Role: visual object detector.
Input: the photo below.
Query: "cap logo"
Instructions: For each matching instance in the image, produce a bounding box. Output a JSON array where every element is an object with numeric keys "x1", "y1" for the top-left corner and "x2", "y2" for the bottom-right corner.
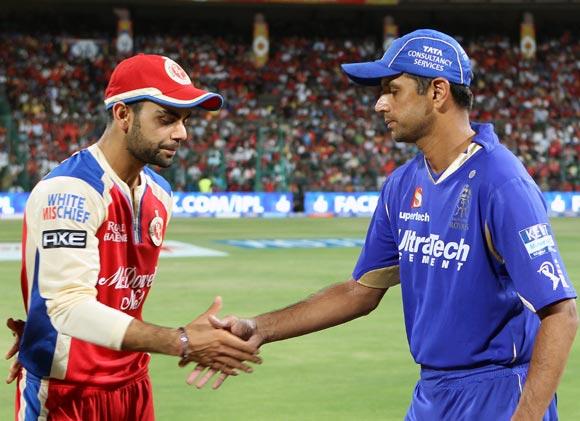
[
  {"x1": 389, "y1": 36, "x2": 465, "y2": 84},
  {"x1": 423, "y1": 46, "x2": 442, "y2": 56},
  {"x1": 164, "y1": 58, "x2": 192, "y2": 86}
]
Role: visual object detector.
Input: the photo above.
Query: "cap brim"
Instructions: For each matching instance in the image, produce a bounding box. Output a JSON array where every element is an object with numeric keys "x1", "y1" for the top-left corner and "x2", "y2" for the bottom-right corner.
[
  {"x1": 341, "y1": 61, "x2": 400, "y2": 86},
  {"x1": 105, "y1": 86, "x2": 224, "y2": 111},
  {"x1": 170, "y1": 86, "x2": 224, "y2": 111}
]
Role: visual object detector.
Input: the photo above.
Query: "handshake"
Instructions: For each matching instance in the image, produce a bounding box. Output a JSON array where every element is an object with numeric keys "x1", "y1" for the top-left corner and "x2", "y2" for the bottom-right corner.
[
  {"x1": 176, "y1": 296, "x2": 264, "y2": 390},
  {"x1": 5, "y1": 296, "x2": 264, "y2": 391}
]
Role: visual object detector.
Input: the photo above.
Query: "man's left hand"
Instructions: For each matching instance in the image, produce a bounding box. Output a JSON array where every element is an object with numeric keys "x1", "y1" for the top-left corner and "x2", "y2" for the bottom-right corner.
[{"x1": 5, "y1": 318, "x2": 25, "y2": 384}]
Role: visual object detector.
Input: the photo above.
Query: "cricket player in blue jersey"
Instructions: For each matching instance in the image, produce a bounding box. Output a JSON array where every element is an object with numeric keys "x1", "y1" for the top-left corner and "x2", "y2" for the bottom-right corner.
[{"x1": 189, "y1": 29, "x2": 578, "y2": 419}]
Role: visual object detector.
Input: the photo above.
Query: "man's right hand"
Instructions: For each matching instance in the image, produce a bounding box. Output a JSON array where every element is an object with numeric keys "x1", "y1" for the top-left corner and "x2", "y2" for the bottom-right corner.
[
  {"x1": 177, "y1": 298, "x2": 262, "y2": 377},
  {"x1": 185, "y1": 314, "x2": 264, "y2": 389},
  {"x1": 5, "y1": 318, "x2": 25, "y2": 384}
]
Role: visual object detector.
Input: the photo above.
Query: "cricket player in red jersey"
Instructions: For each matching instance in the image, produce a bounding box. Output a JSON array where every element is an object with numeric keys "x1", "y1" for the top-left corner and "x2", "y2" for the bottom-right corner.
[{"x1": 11, "y1": 54, "x2": 260, "y2": 420}]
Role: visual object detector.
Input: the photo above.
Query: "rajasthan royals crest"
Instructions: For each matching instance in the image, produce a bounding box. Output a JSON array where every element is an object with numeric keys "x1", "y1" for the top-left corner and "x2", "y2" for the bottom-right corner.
[{"x1": 450, "y1": 184, "x2": 471, "y2": 230}]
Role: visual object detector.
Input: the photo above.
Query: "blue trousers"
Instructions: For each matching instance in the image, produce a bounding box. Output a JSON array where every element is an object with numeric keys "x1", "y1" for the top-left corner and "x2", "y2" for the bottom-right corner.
[{"x1": 406, "y1": 363, "x2": 558, "y2": 421}]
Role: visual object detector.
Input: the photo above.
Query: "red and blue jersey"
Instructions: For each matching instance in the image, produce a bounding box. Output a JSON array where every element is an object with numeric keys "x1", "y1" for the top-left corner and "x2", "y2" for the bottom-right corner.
[
  {"x1": 18, "y1": 144, "x2": 172, "y2": 417},
  {"x1": 353, "y1": 123, "x2": 576, "y2": 369}
]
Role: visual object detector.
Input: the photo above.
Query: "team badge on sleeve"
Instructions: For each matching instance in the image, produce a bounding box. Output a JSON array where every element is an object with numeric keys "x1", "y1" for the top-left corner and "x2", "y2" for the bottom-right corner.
[
  {"x1": 537, "y1": 260, "x2": 570, "y2": 290},
  {"x1": 519, "y1": 223, "x2": 555, "y2": 259},
  {"x1": 148, "y1": 211, "x2": 164, "y2": 247}
]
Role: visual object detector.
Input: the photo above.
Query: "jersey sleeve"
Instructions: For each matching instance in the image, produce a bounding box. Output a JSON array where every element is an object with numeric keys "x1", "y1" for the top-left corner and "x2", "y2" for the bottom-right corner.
[
  {"x1": 25, "y1": 176, "x2": 134, "y2": 350},
  {"x1": 486, "y1": 177, "x2": 576, "y2": 312},
  {"x1": 352, "y1": 181, "x2": 400, "y2": 289}
]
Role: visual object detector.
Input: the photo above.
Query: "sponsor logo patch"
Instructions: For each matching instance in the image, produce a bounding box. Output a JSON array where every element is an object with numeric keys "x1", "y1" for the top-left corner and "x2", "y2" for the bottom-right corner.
[
  {"x1": 98, "y1": 266, "x2": 157, "y2": 289},
  {"x1": 103, "y1": 221, "x2": 128, "y2": 243},
  {"x1": 519, "y1": 223, "x2": 555, "y2": 259},
  {"x1": 42, "y1": 229, "x2": 87, "y2": 249},
  {"x1": 398, "y1": 229, "x2": 470, "y2": 271},
  {"x1": 399, "y1": 211, "x2": 430, "y2": 222},
  {"x1": 98, "y1": 266, "x2": 157, "y2": 311},
  {"x1": 411, "y1": 187, "x2": 423, "y2": 209},
  {"x1": 42, "y1": 193, "x2": 91, "y2": 223},
  {"x1": 407, "y1": 47, "x2": 453, "y2": 72}
]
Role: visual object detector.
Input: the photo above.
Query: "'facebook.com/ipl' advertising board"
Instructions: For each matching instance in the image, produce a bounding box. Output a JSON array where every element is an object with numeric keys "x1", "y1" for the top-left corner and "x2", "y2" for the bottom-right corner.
[
  {"x1": 0, "y1": 192, "x2": 579, "y2": 218},
  {"x1": 304, "y1": 192, "x2": 580, "y2": 217}
]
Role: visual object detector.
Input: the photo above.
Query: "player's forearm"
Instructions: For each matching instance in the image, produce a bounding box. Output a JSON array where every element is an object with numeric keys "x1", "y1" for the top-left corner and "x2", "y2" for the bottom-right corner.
[
  {"x1": 256, "y1": 279, "x2": 386, "y2": 343},
  {"x1": 47, "y1": 296, "x2": 135, "y2": 350},
  {"x1": 513, "y1": 299, "x2": 578, "y2": 420},
  {"x1": 121, "y1": 319, "x2": 181, "y2": 356},
  {"x1": 49, "y1": 296, "x2": 180, "y2": 355}
]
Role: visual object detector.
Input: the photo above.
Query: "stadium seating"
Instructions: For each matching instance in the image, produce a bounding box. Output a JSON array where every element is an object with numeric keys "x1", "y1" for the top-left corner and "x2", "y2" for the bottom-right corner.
[{"x1": 0, "y1": 32, "x2": 578, "y2": 195}]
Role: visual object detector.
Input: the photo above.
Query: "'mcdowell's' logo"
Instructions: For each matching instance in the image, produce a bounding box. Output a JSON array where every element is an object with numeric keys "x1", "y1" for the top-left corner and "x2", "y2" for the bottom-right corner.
[
  {"x1": 398, "y1": 229, "x2": 470, "y2": 271},
  {"x1": 98, "y1": 266, "x2": 157, "y2": 289},
  {"x1": 98, "y1": 266, "x2": 157, "y2": 311}
]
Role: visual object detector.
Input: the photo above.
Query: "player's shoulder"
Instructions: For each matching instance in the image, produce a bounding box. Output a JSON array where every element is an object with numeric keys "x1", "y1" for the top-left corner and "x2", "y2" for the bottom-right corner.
[
  {"x1": 41, "y1": 149, "x2": 106, "y2": 196},
  {"x1": 386, "y1": 155, "x2": 423, "y2": 186},
  {"x1": 472, "y1": 122, "x2": 535, "y2": 189},
  {"x1": 482, "y1": 142, "x2": 534, "y2": 190},
  {"x1": 143, "y1": 166, "x2": 172, "y2": 196}
]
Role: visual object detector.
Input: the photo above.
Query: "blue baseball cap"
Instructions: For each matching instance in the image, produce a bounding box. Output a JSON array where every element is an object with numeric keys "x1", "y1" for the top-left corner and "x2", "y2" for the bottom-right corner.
[{"x1": 341, "y1": 29, "x2": 472, "y2": 86}]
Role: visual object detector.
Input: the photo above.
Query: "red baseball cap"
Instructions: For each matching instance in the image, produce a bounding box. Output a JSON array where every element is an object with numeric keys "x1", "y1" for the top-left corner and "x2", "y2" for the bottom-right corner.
[{"x1": 104, "y1": 54, "x2": 223, "y2": 111}]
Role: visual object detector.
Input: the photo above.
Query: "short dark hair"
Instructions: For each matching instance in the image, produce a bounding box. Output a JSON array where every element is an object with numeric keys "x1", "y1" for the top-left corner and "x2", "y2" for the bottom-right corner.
[
  {"x1": 407, "y1": 74, "x2": 473, "y2": 111},
  {"x1": 106, "y1": 101, "x2": 144, "y2": 126}
]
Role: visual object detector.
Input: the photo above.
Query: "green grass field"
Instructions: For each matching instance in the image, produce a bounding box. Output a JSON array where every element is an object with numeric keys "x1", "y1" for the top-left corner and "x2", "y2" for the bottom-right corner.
[{"x1": 1, "y1": 217, "x2": 579, "y2": 420}]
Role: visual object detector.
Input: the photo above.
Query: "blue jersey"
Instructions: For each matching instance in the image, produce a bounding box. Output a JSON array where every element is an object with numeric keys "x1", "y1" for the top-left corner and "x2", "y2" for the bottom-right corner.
[{"x1": 353, "y1": 123, "x2": 576, "y2": 369}]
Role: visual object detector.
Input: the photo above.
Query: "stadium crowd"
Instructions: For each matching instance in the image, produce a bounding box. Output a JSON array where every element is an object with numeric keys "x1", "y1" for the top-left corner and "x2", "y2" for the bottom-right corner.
[{"x1": 0, "y1": 31, "x2": 578, "y2": 197}]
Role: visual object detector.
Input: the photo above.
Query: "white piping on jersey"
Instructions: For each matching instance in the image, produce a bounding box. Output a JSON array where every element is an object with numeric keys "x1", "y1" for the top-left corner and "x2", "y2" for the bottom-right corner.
[
  {"x1": 425, "y1": 142, "x2": 482, "y2": 185},
  {"x1": 18, "y1": 370, "x2": 50, "y2": 421},
  {"x1": 17, "y1": 372, "x2": 27, "y2": 421},
  {"x1": 484, "y1": 223, "x2": 505, "y2": 264},
  {"x1": 132, "y1": 182, "x2": 146, "y2": 243},
  {"x1": 38, "y1": 376, "x2": 50, "y2": 420},
  {"x1": 516, "y1": 372, "x2": 523, "y2": 394},
  {"x1": 517, "y1": 293, "x2": 537, "y2": 313},
  {"x1": 144, "y1": 172, "x2": 173, "y2": 223},
  {"x1": 511, "y1": 342, "x2": 517, "y2": 364}
]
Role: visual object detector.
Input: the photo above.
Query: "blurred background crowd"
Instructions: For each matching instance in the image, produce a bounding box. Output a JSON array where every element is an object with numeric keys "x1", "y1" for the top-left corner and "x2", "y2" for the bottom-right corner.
[{"x1": 1, "y1": 27, "x2": 578, "y2": 200}]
